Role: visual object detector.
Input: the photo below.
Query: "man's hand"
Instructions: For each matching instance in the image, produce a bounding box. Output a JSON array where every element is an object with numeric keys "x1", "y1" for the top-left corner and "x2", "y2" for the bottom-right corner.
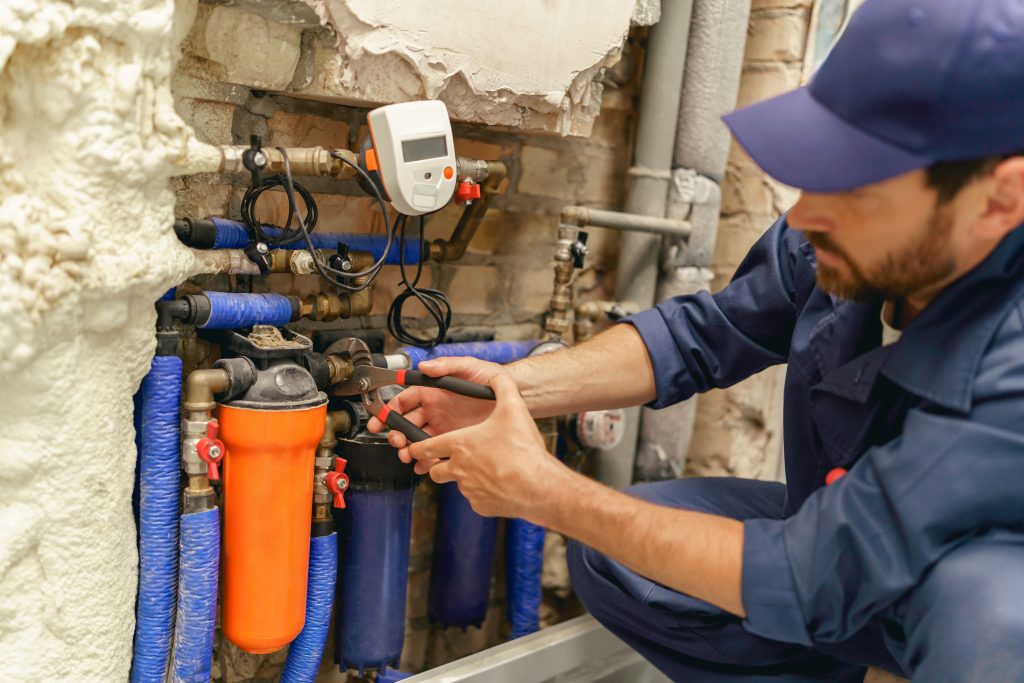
[
  {"x1": 367, "y1": 356, "x2": 506, "y2": 475},
  {"x1": 405, "y1": 374, "x2": 564, "y2": 518}
]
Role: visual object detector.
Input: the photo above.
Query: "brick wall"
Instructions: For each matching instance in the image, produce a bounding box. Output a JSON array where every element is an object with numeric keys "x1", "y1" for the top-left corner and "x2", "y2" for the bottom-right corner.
[
  {"x1": 173, "y1": 17, "x2": 643, "y2": 681},
  {"x1": 685, "y1": 0, "x2": 811, "y2": 481}
]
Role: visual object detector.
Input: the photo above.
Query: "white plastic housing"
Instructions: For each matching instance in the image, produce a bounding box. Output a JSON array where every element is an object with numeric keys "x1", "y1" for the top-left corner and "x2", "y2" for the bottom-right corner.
[{"x1": 367, "y1": 100, "x2": 457, "y2": 216}]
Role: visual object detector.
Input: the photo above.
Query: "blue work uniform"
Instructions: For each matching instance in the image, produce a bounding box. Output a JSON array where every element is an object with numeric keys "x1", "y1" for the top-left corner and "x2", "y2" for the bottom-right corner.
[{"x1": 568, "y1": 216, "x2": 1024, "y2": 682}]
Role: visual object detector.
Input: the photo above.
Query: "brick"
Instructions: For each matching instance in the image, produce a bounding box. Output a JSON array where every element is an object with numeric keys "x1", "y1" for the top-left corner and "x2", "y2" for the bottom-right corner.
[
  {"x1": 745, "y1": 9, "x2": 811, "y2": 63},
  {"x1": 517, "y1": 144, "x2": 626, "y2": 205},
  {"x1": 444, "y1": 265, "x2": 502, "y2": 315},
  {"x1": 452, "y1": 137, "x2": 514, "y2": 162},
  {"x1": 735, "y1": 63, "x2": 804, "y2": 108},
  {"x1": 752, "y1": 0, "x2": 812, "y2": 9},
  {"x1": 267, "y1": 110, "x2": 351, "y2": 149},
  {"x1": 587, "y1": 107, "x2": 634, "y2": 149},
  {"x1": 371, "y1": 266, "x2": 435, "y2": 319},
  {"x1": 178, "y1": 98, "x2": 236, "y2": 145},
  {"x1": 507, "y1": 265, "x2": 554, "y2": 315}
]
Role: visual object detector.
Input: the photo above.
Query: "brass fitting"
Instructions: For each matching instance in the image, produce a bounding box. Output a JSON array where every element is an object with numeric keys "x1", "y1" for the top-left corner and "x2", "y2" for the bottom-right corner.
[
  {"x1": 313, "y1": 411, "x2": 354, "y2": 522},
  {"x1": 300, "y1": 280, "x2": 373, "y2": 322},
  {"x1": 219, "y1": 145, "x2": 359, "y2": 179},
  {"x1": 429, "y1": 160, "x2": 508, "y2": 262},
  {"x1": 573, "y1": 300, "x2": 639, "y2": 342},
  {"x1": 183, "y1": 368, "x2": 230, "y2": 417}
]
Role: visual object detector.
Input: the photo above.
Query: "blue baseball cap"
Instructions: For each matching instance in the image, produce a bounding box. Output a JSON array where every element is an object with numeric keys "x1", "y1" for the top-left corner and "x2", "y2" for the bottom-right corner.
[{"x1": 723, "y1": 0, "x2": 1024, "y2": 192}]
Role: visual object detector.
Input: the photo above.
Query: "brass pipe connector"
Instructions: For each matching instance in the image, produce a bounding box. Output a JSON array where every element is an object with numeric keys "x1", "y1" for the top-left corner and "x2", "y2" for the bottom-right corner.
[
  {"x1": 218, "y1": 146, "x2": 359, "y2": 179},
  {"x1": 300, "y1": 280, "x2": 373, "y2": 323},
  {"x1": 430, "y1": 160, "x2": 508, "y2": 262},
  {"x1": 313, "y1": 411, "x2": 354, "y2": 522},
  {"x1": 184, "y1": 368, "x2": 230, "y2": 416}
]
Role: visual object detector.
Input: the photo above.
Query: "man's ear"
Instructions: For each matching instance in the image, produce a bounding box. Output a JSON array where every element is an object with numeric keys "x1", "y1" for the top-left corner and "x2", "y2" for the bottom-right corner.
[{"x1": 977, "y1": 157, "x2": 1024, "y2": 240}]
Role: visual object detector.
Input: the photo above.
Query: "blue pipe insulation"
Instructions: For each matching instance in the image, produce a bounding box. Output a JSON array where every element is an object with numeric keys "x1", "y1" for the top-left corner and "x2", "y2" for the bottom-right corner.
[
  {"x1": 399, "y1": 340, "x2": 539, "y2": 369},
  {"x1": 415, "y1": 340, "x2": 536, "y2": 630},
  {"x1": 334, "y1": 487, "x2": 415, "y2": 675},
  {"x1": 202, "y1": 292, "x2": 293, "y2": 329},
  {"x1": 171, "y1": 508, "x2": 220, "y2": 683},
  {"x1": 208, "y1": 217, "x2": 421, "y2": 264},
  {"x1": 429, "y1": 482, "x2": 500, "y2": 628},
  {"x1": 281, "y1": 533, "x2": 338, "y2": 683},
  {"x1": 506, "y1": 519, "x2": 545, "y2": 638},
  {"x1": 130, "y1": 355, "x2": 182, "y2": 683}
]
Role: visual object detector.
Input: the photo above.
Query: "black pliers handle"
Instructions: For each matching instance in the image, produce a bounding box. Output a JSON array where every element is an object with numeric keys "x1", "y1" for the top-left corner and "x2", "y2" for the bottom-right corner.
[{"x1": 334, "y1": 365, "x2": 496, "y2": 444}]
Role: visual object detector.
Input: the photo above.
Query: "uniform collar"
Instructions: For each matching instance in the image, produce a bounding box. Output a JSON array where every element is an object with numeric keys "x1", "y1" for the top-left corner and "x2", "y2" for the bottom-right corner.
[{"x1": 879, "y1": 225, "x2": 1024, "y2": 413}]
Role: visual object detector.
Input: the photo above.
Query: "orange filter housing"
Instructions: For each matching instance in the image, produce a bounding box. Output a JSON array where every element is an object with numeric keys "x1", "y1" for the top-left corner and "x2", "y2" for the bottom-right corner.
[{"x1": 218, "y1": 402, "x2": 327, "y2": 653}]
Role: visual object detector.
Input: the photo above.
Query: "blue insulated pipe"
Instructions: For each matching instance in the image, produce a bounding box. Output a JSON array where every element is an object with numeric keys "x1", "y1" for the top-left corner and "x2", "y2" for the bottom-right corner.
[
  {"x1": 398, "y1": 340, "x2": 539, "y2": 369},
  {"x1": 171, "y1": 508, "x2": 220, "y2": 683},
  {"x1": 506, "y1": 519, "x2": 545, "y2": 638},
  {"x1": 417, "y1": 340, "x2": 536, "y2": 629},
  {"x1": 208, "y1": 217, "x2": 421, "y2": 264},
  {"x1": 429, "y1": 482, "x2": 500, "y2": 628},
  {"x1": 335, "y1": 487, "x2": 416, "y2": 674},
  {"x1": 202, "y1": 292, "x2": 293, "y2": 329},
  {"x1": 281, "y1": 532, "x2": 337, "y2": 683},
  {"x1": 131, "y1": 354, "x2": 182, "y2": 683}
]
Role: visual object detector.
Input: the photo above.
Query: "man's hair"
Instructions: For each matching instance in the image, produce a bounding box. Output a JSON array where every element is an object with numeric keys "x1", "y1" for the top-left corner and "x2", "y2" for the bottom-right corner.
[{"x1": 926, "y1": 152, "x2": 1024, "y2": 203}]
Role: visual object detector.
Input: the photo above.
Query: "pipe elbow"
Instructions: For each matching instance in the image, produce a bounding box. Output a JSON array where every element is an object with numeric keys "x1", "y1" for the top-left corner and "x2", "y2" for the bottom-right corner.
[{"x1": 184, "y1": 369, "x2": 230, "y2": 413}]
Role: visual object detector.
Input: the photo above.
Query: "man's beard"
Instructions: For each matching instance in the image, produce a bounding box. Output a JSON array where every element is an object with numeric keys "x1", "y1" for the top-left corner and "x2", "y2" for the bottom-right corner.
[{"x1": 806, "y1": 205, "x2": 957, "y2": 303}]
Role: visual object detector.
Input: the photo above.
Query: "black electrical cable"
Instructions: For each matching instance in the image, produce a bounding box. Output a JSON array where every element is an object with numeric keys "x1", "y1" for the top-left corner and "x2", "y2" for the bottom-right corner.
[
  {"x1": 239, "y1": 148, "x2": 399, "y2": 292},
  {"x1": 240, "y1": 171, "x2": 317, "y2": 247},
  {"x1": 386, "y1": 214, "x2": 452, "y2": 348}
]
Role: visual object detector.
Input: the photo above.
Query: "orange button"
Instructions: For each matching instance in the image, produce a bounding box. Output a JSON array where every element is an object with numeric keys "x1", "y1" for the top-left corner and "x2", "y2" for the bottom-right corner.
[
  {"x1": 443, "y1": 166, "x2": 454, "y2": 180},
  {"x1": 365, "y1": 148, "x2": 378, "y2": 172}
]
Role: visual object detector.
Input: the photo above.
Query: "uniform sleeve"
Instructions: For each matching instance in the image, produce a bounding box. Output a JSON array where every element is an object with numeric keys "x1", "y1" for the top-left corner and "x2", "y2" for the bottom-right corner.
[
  {"x1": 741, "y1": 305, "x2": 1024, "y2": 645},
  {"x1": 624, "y1": 215, "x2": 814, "y2": 408}
]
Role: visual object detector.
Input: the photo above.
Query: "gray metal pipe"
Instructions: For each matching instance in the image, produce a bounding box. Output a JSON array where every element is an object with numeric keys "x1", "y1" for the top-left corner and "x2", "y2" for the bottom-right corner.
[
  {"x1": 634, "y1": 0, "x2": 752, "y2": 483},
  {"x1": 599, "y1": 0, "x2": 695, "y2": 489},
  {"x1": 563, "y1": 207, "x2": 691, "y2": 239}
]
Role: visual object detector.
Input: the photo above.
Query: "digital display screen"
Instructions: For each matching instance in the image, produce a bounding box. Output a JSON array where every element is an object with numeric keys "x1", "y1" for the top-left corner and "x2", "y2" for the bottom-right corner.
[{"x1": 402, "y1": 136, "x2": 448, "y2": 162}]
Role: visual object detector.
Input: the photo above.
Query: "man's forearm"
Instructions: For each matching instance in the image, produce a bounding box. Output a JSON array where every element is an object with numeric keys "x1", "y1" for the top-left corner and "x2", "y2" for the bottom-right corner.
[
  {"x1": 509, "y1": 324, "x2": 657, "y2": 418},
  {"x1": 528, "y1": 466, "x2": 746, "y2": 617}
]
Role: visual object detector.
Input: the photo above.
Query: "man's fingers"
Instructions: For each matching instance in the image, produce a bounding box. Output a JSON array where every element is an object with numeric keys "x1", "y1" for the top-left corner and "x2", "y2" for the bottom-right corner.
[
  {"x1": 367, "y1": 416, "x2": 384, "y2": 433},
  {"x1": 413, "y1": 458, "x2": 441, "y2": 475},
  {"x1": 429, "y1": 461, "x2": 454, "y2": 484},
  {"x1": 407, "y1": 431, "x2": 454, "y2": 461},
  {"x1": 386, "y1": 386, "x2": 424, "y2": 415},
  {"x1": 489, "y1": 373, "x2": 526, "y2": 408},
  {"x1": 419, "y1": 356, "x2": 489, "y2": 378},
  {"x1": 390, "y1": 430, "x2": 410, "y2": 451}
]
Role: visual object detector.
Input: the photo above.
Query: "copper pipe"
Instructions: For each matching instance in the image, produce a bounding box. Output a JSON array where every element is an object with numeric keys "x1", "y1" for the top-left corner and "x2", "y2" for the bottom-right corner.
[{"x1": 430, "y1": 160, "x2": 507, "y2": 262}]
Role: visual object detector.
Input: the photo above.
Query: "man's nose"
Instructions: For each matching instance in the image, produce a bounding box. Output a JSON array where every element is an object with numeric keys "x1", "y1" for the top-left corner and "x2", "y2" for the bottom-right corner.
[{"x1": 787, "y1": 193, "x2": 832, "y2": 235}]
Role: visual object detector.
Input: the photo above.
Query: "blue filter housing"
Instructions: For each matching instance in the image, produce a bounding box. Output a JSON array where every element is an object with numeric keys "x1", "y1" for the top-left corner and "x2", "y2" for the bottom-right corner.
[
  {"x1": 333, "y1": 433, "x2": 417, "y2": 675},
  {"x1": 429, "y1": 482, "x2": 499, "y2": 628}
]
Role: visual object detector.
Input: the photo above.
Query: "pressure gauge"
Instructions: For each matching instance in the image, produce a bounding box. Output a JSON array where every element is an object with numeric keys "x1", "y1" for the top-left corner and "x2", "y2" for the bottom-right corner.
[{"x1": 365, "y1": 100, "x2": 457, "y2": 216}]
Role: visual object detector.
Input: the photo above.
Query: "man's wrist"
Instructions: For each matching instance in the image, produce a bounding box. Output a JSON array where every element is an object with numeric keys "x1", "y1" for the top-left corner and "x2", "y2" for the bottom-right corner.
[{"x1": 520, "y1": 457, "x2": 586, "y2": 529}]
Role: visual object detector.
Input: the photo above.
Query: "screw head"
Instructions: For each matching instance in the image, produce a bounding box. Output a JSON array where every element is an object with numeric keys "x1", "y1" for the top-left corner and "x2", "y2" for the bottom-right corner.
[
  {"x1": 357, "y1": 377, "x2": 370, "y2": 391},
  {"x1": 208, "y1": 445, "x2": 222, "y2": 458},
  {"x1": 253, "y1": 151, "x2": 267, "y2": 168},
  {"x1": 256, "y1": 242, "x2": 269, "y2": 254}
]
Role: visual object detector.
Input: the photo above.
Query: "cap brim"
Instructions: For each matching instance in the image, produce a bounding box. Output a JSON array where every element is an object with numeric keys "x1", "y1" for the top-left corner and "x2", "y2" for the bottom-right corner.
[{"x1": 722, "y1": 86, "x2": 933, "y2": 192}]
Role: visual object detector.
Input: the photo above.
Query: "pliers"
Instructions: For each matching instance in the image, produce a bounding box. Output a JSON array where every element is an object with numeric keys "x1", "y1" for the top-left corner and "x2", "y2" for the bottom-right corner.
[{"x1": 330, "y1": 338, "x2": 496, "y2": 443}]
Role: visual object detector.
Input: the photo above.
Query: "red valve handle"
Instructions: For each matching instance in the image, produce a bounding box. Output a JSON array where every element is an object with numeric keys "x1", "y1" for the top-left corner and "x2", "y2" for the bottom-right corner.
[
  {"x1": 455, "y1": 180, "x2": 481, "y2": 204},
  {"x1": 196, "y1": 419, "x2": 226, "y2": 482},
  {"x1": 825, "y1": 467, "x2": 848, "y2": 486},
  {"x1": 325, "y1": 457, "x2": 350, "y2": 509}
]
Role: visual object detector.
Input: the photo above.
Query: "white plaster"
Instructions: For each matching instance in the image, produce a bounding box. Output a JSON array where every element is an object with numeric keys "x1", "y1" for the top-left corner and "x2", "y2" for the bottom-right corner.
[
  {"x1": 299, "y1": 0, "x2": 647, "y2": 134},
  {"x1": 0, "y1": 0, "x2": 202, "y2": 679}
]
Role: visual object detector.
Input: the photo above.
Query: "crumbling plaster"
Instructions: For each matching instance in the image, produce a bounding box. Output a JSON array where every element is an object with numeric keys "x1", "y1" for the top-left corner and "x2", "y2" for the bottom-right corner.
[{"x1": 184, "y1": 0, "x2": 659, "y2": 136}]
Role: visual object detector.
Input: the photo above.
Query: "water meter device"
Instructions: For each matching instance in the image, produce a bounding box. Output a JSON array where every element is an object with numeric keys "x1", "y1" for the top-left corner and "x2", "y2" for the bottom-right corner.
[{"x1": 363, "y1": 100, "x2": 457, "y2": 216}]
